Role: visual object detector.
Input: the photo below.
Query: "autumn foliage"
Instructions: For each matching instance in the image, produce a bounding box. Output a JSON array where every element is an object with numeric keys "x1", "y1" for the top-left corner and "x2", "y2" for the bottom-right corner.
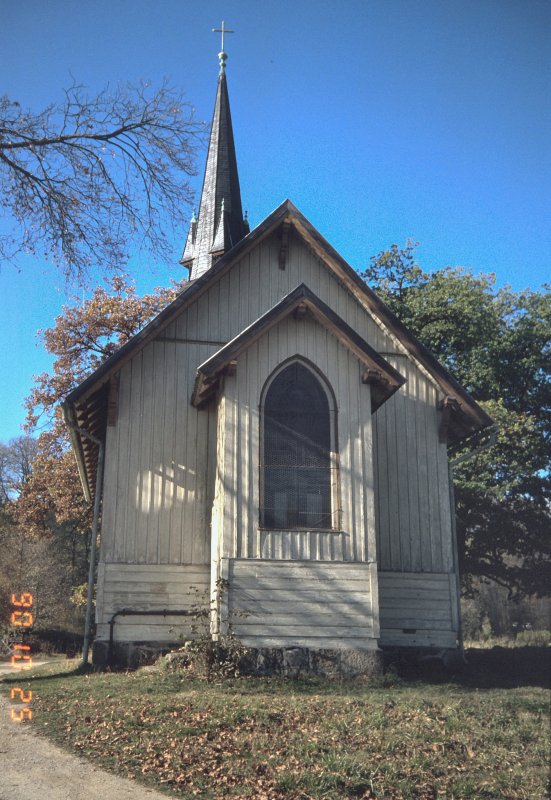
[{"x1": 15, "y1": 275, "x2": 180, "y2": 537}]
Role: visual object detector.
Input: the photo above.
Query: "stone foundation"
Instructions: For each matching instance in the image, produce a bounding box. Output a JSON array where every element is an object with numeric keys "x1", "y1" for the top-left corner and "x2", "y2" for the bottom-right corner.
[
  {"x1": 239, "y1": 646, "x2": 383, "y2": 678},
  {"x1": 93, "y1": 638, "x2": 383, "y2": 677},
  {"x1": 92, "y1": 639, "x2": 178, "y2": 669}
]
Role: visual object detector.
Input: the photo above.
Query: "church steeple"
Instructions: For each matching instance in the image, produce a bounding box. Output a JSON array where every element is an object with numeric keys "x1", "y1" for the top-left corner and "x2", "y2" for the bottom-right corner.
[{"x1": 181, "y1": 30, "x2": 247, "y2": 279}]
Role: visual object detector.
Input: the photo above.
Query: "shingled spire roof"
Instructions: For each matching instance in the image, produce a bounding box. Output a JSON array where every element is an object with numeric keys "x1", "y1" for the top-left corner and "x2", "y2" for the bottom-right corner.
[{"x1": 180, "y1": 49, "x2": 247, "y2": 279}]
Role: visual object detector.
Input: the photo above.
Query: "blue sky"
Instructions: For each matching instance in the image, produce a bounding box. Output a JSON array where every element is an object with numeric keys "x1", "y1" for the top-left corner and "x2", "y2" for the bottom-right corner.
[{"x1": 1, "y1": 0, "x2": 550, "y2": 442}]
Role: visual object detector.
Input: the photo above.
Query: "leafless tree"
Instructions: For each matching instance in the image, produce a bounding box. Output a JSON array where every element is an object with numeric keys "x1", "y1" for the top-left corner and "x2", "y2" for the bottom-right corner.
[
  {"x1": 0, "y1": 436, "x2": 38, "y2": 502},
  {"x1": 0, "y1": 81, "x2": 204, "y2": 283}
]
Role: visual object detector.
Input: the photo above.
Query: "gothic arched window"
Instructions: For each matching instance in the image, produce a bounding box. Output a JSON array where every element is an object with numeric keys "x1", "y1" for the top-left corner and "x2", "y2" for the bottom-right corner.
[{"x1": 261, "y1": 361, "x2": 335, "y2": 529}]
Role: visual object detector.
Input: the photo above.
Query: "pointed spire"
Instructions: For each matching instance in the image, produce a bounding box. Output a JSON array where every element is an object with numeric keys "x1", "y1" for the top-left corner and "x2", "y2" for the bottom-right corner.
[{"x1": 181, "y1": 28, "x2": 247, "y2": 279}]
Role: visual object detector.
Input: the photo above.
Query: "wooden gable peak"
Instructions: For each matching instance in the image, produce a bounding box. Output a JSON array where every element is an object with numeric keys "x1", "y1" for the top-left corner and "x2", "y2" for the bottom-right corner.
[{"x1": 190, "y1": 283, "x2": 406, "y2": 410}]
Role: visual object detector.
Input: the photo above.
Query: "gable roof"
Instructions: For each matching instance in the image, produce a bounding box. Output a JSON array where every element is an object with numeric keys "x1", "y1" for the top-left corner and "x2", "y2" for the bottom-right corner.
[
  {"x1": 190, "y1": 283, "x2": 406, "y2": 410},
  {"x1": 64, "y1": 199, "x2": 493, "y2": 499}
]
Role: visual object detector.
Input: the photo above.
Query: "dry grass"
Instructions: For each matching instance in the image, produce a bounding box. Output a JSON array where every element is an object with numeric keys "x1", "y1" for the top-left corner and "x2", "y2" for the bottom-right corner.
[{"x1": 1, "y1": 648, "x2": 549, "y2": 799}]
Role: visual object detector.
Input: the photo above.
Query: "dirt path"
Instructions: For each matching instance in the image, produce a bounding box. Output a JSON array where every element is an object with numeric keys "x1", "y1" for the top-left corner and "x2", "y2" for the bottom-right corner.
[{"x1": 0, "y1": 693, "x2": 170, "y2": 800}]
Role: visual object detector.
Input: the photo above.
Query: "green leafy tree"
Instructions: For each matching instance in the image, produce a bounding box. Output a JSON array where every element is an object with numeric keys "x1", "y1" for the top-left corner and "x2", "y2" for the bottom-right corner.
[{"x1": 363, "y1": 243, "x2": 550, "y2": 597}]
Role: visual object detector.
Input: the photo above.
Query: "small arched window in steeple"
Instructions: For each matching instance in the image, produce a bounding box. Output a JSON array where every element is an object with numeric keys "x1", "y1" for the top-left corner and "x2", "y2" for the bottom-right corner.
[{"x1": 261, "y1": 361, "x2": 336, "y2": 530}]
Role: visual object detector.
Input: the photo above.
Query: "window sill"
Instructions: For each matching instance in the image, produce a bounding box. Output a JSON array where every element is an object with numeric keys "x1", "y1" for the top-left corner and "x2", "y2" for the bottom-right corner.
[{"x1": 258, "y1": 527, "x2": 344, "y2": 534}]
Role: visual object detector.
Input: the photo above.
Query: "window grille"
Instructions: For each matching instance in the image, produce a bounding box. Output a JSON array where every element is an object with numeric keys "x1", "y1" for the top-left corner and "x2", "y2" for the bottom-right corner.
[{"x1": 261, "y1": 362, "x2": 335, "y2": 529}]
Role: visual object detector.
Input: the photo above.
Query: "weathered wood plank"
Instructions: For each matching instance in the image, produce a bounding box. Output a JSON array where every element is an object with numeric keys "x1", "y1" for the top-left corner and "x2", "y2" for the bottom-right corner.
[
  {"x1": 426, "y1": 382, "x2": 442, "y2": 571},
  {"x1": 136, "y1": 343, "x2": 154, "y2": 564},
  {"x1": 193, "y1": 346, "x2": 213, "y2": 564},
  {"x1": 379, "y1": 570, "x2": 450, "y2": 584},
  {"x1": 179, "y1": 344, "x2": 194, "y2": 564},
  {"x1": 233, "y1": 623, "x2": 374, "y2": 637},
  {"x1": 148, "y1": 342, "x2": 165, "y2": 563},
  {"x1": 380, "y1": 608, "x2": 451, "y2": 623},
  {"x1": 113, "y1": 360, "x2": 131, "y2": 562},
  {"x1": 99, "y1": 564, "x2": 210, "y2": 629},
  {"x1": 125, "y1": 356, "x2": 143, "y2": 563},
  {"x1": 231, "y1": 595, "x2": 373, "y2": 615},
  {"x1": 232, "y1": 589, "x2": 375, "y2": 609},
  {"x1": 379, "y1": 629, "x2": 457, "y2": 648},
  {"x1": 360, "y1": 377, "x2": 374, "y2": 563},
  {"x1": 100, "y1": 621, "x2": 208, "y2": 643},
  {"x1": 228, "y1": 558, "x2": 376, "y2": 646},
  {"x1": 232, "y1": 610, "x2": 374, "y2": 628},
  {"x1": 406, "y1": 363, "x2": 422, "y2": 571},
  {"x1": 100, "y1": 409, "x2": 119, "y2": 564},
  {"x1": 104, "y1": 563, "x2": 209, "y2": 576},
  {"x1": 393, "y1": 373, "x2": 411, "y2": 571},
  {"x1": 379, "y1": 597, "x2": 450, "y2": 610},
  {"x1": 159, "y1": 340, "x2": 176, "y2": 563},
  {"x1": 235, "y1": 635, "x2": 379, "y2": 650},
  {"x1": 436, "y1": 438, "x2": 454, "y2": 572},
  {"x1": 387, "y1": 394, "x2": 402, "y2": 570},
  {"x1": 378, "y1": 571, "x2": 456, "y2": 639},
  {"x1": 231, "y1": 560, "x2": 375, "y2": 580}
]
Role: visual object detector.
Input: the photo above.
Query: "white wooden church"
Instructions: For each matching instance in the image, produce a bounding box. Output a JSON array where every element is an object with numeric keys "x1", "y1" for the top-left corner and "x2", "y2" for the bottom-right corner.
[{"x1": 64, "y1": 48, "x2": 492, "y2": 668}]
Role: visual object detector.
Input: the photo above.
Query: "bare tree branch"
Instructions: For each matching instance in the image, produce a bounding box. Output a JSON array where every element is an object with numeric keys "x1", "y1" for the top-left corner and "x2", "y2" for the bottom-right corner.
[{"x1": 0, "y1": 81, "x2": 205, "y2": 283}]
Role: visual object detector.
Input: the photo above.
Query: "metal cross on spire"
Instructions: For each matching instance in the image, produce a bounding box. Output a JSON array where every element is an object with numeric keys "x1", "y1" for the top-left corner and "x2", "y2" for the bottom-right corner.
[{"x1": 212, "y1": 20, "x2": 234, "y2": 72}]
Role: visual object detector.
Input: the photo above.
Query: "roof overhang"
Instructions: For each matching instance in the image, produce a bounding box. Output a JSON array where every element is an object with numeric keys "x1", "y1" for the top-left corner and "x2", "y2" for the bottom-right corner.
[
  {"x1": 62, "y1": 383, "x2": 109, "y2": 502},
  {"x1": 191, "y1": 283, "x2": 406, "y2": 410}
]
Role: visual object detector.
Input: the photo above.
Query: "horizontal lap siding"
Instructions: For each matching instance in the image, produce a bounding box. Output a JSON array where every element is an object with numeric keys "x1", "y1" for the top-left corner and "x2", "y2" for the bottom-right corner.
[
  {"x1": 378, "y1": 572, "x2": 457, "y2": 648},
  {"x1": 228, "y1": 559, "x2": 378, "y2": 648},
  {"x1": 95, "y1": 563, "x2": 209, "y2": 643}
]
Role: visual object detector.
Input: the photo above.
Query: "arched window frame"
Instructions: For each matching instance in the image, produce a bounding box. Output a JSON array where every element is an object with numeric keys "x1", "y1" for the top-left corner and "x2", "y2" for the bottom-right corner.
[{"x1": 259, "y1": 357, "x2": 340, "y2": 531}]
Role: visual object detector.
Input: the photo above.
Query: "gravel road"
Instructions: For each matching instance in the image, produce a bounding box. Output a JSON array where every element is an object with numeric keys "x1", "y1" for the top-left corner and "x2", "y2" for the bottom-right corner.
[{"x1": 0, "y1": 694, "x2": 170, "y2": 800}]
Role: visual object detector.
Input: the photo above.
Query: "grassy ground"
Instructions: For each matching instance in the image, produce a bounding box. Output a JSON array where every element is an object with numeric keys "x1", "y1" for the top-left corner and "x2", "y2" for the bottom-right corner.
[{"x1": 1, "y1": 648, "x2": 549, "y2": 800}]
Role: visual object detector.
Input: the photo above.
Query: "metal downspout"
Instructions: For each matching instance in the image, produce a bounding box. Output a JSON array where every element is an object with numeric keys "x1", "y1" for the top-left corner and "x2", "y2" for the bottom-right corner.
[{"x1": 62, "y1": 405, "x2": 105, "y2": 668}]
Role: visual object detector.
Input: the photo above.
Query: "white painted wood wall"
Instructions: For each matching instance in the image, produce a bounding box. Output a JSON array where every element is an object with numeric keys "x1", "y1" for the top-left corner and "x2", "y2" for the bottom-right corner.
[
  {"x1": 95, "y1": 563, "x2": 209, "y2": 643},
  {"x1": 227, "y1": 560, "x2": 379, "y2": 650},
  {"x1": 96, "y1": 229, "x2": 459, "y2": 650},
  {"x1": 211, "y1": 314, "x2": 376, "y2": 563},
  {"x1": 378, "y1": 572, "x2": 459, "y2": 649}
]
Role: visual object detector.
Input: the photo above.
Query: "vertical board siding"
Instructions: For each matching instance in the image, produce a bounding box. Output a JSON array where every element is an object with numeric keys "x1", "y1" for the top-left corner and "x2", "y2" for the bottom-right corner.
[
  {"x1": 372, "y1": 358, "x2": 453, "y2": 574},
  {"x1": 102, "y1": 338, "x2": 219, "y2": 569},
  {"x1": 228, "y1": 559, "x2": 378, "y2": 649},
  {"x1": 219, "y1": 314, "x2": 376, "y2": 564},
  {"x1": 113, "y1": 359, "x2": 131, "y2": 563},
  {"x1": 100, "y1": 419, "x2": 118, "y2": 563}
]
